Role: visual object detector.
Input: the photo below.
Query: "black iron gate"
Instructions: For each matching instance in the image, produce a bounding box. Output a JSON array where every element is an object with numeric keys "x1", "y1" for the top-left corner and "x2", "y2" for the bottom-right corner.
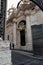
[{"x1": 31, "y1": 24, "x2": 43, "y2": 55}]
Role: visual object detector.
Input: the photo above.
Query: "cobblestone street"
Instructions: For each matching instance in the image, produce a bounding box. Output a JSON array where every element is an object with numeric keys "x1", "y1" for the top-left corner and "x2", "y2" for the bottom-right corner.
[{"x1": 11, "y1": 50, "x2": 43, "y2": 65}]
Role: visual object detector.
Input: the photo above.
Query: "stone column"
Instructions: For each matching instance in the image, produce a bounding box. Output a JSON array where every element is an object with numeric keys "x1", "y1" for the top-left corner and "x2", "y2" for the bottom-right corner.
[
  {"x1": 13, "y1": 19, "x2": 17, "y2": 46},
  {"x1": 25, "y1": 10, "x2": 33, "y2": 51}
]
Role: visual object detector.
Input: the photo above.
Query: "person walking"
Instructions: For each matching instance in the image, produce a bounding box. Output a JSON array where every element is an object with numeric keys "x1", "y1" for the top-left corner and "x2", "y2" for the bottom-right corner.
[
  {"x1": 12, "y1": 43, "x2": 14, "y2": 50},
  {"x1": 10, "y1": 42, "x2": 11, "y2": 50}
]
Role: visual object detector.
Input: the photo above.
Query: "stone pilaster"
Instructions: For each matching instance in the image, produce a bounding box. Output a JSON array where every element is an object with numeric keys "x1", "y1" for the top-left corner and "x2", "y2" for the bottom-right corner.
[
  {"x1": 25, "y1": 10, "x2": 33, "y2": 51},
  {"x1": 13, "y1": 19, "x2": 17, "y2": 46}
]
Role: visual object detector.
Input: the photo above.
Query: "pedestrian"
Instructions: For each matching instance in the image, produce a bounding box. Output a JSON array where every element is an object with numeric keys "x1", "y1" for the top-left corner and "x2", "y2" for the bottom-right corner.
[
  {"x1": 10, "y1": 42, "x2": 11, "y2": 50},
  {"x1": 12, "y1": 43, "x2": 14, "y2": 50}
]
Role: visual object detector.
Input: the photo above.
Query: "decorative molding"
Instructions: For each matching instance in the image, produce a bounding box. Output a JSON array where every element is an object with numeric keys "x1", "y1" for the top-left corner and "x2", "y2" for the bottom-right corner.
[
  {"x1": 17, "y1": 11, "x2": 24, "y2": 17},
  {"x1": 13, "y1": 18, "x2": 17, "y2": 23},
  {"x1": 23, "y1": 0, "x2": 30, "y2": 4},
  {"x1": 25, "y1": 10, "x2": 31, "y2": 16},
  {"x1": 25, "y1": 7, "x2": 40, "y2": 16}
]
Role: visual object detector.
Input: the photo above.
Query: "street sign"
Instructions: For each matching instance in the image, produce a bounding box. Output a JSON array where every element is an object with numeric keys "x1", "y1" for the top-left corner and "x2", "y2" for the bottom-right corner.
[{"x1": 30, "y1": 0, "x2": 43, "y2": 11}]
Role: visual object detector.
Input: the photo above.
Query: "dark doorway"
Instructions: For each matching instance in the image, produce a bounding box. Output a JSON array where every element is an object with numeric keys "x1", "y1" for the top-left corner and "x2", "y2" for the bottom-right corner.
[{"x1": 20, "y1": 30, "x2": 25, "y2": 46}]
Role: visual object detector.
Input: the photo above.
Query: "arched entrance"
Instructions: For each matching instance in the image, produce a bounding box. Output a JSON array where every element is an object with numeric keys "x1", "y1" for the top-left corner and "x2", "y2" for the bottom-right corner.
[{"x1": 18, "y1": 20, "x2": 26, "y2": 46}]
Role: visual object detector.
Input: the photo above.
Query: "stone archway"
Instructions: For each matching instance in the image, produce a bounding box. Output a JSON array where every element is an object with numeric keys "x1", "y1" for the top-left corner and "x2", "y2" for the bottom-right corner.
[{"x1": 18, "y1": 20, "x2": 26, "y2": 46}]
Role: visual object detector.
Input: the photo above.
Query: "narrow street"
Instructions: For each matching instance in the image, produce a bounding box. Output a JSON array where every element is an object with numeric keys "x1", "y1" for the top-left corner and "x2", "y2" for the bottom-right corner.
[{"x1": 11, "y1": 50, "x2": 43, "y2": 65}]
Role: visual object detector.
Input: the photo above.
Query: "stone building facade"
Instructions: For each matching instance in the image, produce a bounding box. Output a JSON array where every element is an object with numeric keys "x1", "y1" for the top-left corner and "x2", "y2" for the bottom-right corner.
[{"x1": 5, "y1": 0, "x2": 43, "y2": 51}]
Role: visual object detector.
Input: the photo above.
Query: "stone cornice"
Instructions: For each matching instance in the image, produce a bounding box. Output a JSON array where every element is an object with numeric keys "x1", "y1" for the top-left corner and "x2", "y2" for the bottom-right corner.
[
  {"x1": 24, "y1": 6, "x2": 40, "y2": 16},
  {"x1": 18, "y1": 3, "x2": 36, "y2": 11}
]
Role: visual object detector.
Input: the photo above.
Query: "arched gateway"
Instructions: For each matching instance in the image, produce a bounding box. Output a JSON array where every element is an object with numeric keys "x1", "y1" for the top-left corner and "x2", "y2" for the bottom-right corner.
[{"x1": 18, "y1": 20, "x2": 26, "y2": 46}]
